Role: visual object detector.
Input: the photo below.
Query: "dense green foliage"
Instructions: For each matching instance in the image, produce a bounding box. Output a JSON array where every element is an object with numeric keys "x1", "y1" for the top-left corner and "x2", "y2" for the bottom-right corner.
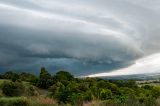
[
  {"x1": 38, "y1": 67, "x2": 53, "y2": 89},
  {"x1": 1, "y1": 81, "x2": 25, "y2": 97},
  {"x1": 0, "y1": 68, "x2": 160, "y2": 106}
]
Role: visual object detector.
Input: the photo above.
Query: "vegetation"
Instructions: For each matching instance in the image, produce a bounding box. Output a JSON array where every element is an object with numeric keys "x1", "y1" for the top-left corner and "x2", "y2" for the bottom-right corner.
[
  {"x1": 0, "y1": 68, "x2": 160, "y2": 106},
  {"x1": 0, "y1": 97, "x2": 29, "y2": 106},
  {"x1": 1, "y1": 81, "x2": 24, "y2": 97}
]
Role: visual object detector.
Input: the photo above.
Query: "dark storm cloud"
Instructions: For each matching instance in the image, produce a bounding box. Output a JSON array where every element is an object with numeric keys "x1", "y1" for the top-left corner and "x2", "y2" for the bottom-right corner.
[{"x1": 0, "y1": 0, "x2": 160, "y2": 75}]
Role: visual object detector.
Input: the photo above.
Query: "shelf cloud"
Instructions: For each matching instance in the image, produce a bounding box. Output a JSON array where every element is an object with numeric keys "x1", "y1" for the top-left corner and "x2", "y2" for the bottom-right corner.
[{"x1": 0, "y1": 0, "x2": 160, "y2": 75}]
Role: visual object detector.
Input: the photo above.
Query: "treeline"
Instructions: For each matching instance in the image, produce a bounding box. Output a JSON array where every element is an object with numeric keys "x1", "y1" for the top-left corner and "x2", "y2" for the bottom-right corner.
[{"x1": 0, "y1": 68, "x2": 160, "y2": 106}]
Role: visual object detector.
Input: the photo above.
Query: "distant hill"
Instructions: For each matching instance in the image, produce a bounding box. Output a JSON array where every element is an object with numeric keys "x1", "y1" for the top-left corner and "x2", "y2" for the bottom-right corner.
[{"x1": 101, "y1": 73, "x2": 160, "y2": 80}]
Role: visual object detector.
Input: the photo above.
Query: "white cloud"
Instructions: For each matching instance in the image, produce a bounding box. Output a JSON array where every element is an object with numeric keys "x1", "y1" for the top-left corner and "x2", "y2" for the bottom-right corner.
[{"x1": 87, "y1": 53, "x2": 160, "y2": 77}]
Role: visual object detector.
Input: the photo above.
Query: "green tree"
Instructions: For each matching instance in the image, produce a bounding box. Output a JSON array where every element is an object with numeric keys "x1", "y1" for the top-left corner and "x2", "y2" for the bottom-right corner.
[
  {"x1": 54, "y1": 71, "x2": 74, "y2": 82},
  {"x1": 20, "y1": 72, "x2": 38, "y2": 84},
  {"x1": 50, "y1": 82, "x2": 67, "y2": 103},
  {"x1": 38, "y1": 67, "x2": 53, "y2": 89},
  {"x1": 142, "y1": 85, "x2": 153, "y2": 90},
  {"x1": 3, "y1": 71, "x2": 20, "y2": 82},
  {"x1": 151, "y1": 86, "x2": 160, "y2": 98}
]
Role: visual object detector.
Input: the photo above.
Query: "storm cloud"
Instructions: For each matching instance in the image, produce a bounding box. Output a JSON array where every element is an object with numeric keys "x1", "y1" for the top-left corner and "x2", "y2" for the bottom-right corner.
[{"x1": 0, "y1": 0, "x2": 160, "y2": 76}]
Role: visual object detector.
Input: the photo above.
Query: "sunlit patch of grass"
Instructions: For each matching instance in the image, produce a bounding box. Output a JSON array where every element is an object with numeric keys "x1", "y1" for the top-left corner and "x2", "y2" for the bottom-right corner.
[
  {"x1": 0, "y1": 79, "x2": 10, "y2": 86},
  {"x1": 28, "y1": 96, "x2": 58, "y2": 106}
]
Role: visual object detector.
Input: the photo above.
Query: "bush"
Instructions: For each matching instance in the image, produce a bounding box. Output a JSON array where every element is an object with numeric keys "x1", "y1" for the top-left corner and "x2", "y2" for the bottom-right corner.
[
  {"x1": 26, "y1": 85, "x2": 39, "y2": 96},
  {"x1": 1, "y1": 81, "x2": 24, "y2": 96},
  {"x1": 99, "y1": 89, "x2": 112, "y2": 100},
  {"x1": 0, "y1": 97, "x2": 29, "y2": 106},
  {"x1": 151, "y1": 86, "x2": 160, "y2": 98}
]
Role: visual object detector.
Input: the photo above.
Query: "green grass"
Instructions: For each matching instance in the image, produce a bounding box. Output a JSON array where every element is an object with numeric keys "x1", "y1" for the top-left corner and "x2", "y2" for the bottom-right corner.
[
  {"x1": 0, "y1": 97, "x2": 29, "y2": 106},
  {"x1": 28, "y1": 97, "x2": 58, "y2": 106},
  {"x1": 0, "y1": 97, "x2": 58, "y2": 106},
  {"x1": 0, "y1": 79, "x2": 10, "y2": 86}
]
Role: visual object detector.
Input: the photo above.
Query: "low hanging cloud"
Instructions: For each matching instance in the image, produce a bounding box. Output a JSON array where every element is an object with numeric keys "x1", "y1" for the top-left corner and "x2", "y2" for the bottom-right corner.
[{"x1": 0, "y1": 0, "x2": 160, "y2": 75}]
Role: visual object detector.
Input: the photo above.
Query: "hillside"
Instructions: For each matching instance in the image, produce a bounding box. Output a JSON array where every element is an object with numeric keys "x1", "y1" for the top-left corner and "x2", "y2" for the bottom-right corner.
[
  {"x1": 0, "y1": 68, "x2": 160, "y2": 106},
  {"x1": 102, "y1": 73, "x2": 160, "y2": 80}
]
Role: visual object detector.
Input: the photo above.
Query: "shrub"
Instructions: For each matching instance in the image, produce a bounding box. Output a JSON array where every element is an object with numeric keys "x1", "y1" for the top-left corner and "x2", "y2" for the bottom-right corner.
[
  {"x1": 1, "y1": 81, "x2": 24, "y2": 96},
  {"x1": 99, "y1": 89, "x2": 112, "y2": 100},
  {"x1": 26, "y1": 85, "x2": 38, "y2": 96},
  {"x1": 151, "y1": 86, "x2": 160, "y2": 98}
]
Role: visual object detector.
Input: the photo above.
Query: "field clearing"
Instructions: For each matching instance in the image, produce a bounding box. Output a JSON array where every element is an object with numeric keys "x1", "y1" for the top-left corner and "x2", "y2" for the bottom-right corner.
[{"x1": 137, "y1": 80, "x2": 160, "y2": 86}]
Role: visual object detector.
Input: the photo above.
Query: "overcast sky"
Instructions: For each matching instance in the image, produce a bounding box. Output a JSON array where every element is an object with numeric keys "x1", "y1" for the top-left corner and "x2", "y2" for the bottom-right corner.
[{"x1": 0, "y1": 0, "x2": 160, "y2": 76}]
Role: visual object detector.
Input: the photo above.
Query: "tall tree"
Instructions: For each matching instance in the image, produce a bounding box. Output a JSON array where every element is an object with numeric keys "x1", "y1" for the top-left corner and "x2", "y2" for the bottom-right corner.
[{"x1": 38, "y1": 67, "x2": 53, "y2": 89}]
